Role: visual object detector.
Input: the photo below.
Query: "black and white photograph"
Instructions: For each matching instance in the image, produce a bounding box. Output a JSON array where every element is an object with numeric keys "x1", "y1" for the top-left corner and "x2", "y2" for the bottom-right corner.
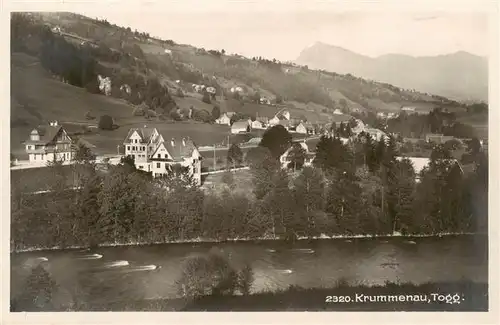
[{"x1": 3, "y1": 0, "x2": 496, "y2": 320}]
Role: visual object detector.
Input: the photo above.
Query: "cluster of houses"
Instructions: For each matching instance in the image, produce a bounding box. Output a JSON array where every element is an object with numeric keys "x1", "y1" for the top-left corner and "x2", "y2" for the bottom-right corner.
[
  {"x1": 191, "y1": 84, "x2": 216, "y2": 95},
  {"x1": 21, "y1": 110, "x2": 475, "y2": 187},
  {"x1": 217, "y1": 109, "x2": 321, "y2": 135}
]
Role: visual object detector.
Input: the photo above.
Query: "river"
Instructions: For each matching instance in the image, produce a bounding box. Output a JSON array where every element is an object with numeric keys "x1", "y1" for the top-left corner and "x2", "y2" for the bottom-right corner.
[{"x1": 10, "y1": 235, "x2": 488, "y2": 307}]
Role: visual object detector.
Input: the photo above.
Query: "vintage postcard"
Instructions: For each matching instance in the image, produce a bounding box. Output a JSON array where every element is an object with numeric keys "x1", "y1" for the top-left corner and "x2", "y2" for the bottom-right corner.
[{"x1": 2, "y1": 0, "x2": 498, "y2": 324}]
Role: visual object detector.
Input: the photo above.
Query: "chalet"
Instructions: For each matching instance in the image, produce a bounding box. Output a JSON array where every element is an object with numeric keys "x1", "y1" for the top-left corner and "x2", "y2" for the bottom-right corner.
[
  {"x1": 123, "y1": 127, "x2": 202, "y2": 185},
  {"x1": 231, "y1": 121, "x2": 250, "y2": 134},
  {"x1": 25, "y1": 121, "x2": 75, "y2": 164},
  {"x1": 377, "y1": 112, "x2": 387, "y2": 118},
  {"x1": 279, "y1": 141, "x2": 315, "y2": 170},
  {"x1": 269, "y1": 110, "x2": 291, "y2": 127},
  {"x1": 215, "y1": 113, "x2": 231, "y2": 126},
  {"x1": 251, "y1": 120, "x2": 265, "y2": 129},
  {"x1": 333, "y1": 109, "x2": 343, "y2": 115},
  {"x1": 294, "y1": 122, "x2": 308, "y2": 134},
  {"x1": 401, "y1": 106, "x2": 416, "y2": 112}
]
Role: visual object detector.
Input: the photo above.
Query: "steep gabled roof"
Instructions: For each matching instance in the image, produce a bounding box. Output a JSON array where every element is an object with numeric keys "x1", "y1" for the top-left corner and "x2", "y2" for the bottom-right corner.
[
  {"x1": 124, "y1": 127, "x2": 158, "y2": 144},
  {"x1": 151, "y1": 138, "x2": 199, "y2": 161},
  {"x1": 25, "y1": 125, "x2": 68, "y2": 145},
  {"x1": 231, "y1": 121, "x2": 249, "y2": 129}
]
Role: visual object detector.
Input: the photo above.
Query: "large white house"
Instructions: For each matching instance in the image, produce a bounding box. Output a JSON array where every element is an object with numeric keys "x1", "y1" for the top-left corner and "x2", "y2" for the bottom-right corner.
[
  {"x1": 215, "y1": 113, "x2": 231, "y2": 126},
  {"x1": 231, "y1": 120, "x2": 250, "y2": 134},
  {"x1": 123, "y1": 127, "x2": 202, "y2": 185},
  {"x1": 25, "y1": 121, "x2": 75, "y2": 164}
]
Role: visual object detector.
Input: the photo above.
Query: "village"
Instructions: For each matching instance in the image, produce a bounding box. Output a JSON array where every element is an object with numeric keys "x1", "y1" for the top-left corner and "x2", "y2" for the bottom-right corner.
[{"x1": 13, "y1": 98, "x2": 479, "y2": 192}]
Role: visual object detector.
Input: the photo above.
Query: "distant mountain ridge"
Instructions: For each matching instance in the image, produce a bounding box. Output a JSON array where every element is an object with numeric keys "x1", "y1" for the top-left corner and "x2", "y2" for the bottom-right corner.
[{"x1": 296, "y1": 42, "x2": 488, "y2": 102}]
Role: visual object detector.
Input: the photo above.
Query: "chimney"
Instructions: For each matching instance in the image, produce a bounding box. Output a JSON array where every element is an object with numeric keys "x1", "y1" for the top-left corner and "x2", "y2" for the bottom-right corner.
[{"x1": 171, "y1": 138, "x2": 175, "y2": 147}]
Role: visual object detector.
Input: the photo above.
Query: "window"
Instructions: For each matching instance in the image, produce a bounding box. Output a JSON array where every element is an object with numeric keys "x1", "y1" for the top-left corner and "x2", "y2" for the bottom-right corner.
[
  {"x1": 164, "y1": 154, "x2": 168, "y2": 159},
  {"x1": 127, "y1": 146, "x2": 130, "y2": 151},
  {"x1": 34, "y1": 154, "x2": 36, "y2": 160},
  {"x1": 139, "y1": 166, "x2": 144, "y2": 169},
  {"x1": 157, "y1": 163, "x2": 160, "y2": 168},
  {"x1": 157, "y1": 154, "x2": 161, "y2": 158}
]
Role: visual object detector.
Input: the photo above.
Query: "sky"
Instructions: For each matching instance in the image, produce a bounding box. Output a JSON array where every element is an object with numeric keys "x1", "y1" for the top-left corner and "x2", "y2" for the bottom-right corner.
[{"x1": 77, "y1": 9, "x2": 489, "y2": 62}]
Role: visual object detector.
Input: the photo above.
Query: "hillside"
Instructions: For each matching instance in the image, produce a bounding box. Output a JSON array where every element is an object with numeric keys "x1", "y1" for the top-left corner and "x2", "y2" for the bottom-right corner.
[
  {"x1": 11, "y1": 12, "x2": 481, "y2": 158},
  {"x1": 296, "y1": 42, "x2": 488, "y2": 102}
]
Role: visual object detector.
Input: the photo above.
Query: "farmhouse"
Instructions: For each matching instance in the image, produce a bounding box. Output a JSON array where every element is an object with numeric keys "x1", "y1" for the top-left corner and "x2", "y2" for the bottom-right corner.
[
  {"x1": 123, "y1": 127, "x2": 202, "y2": 185},
  {"x1": 294, "y1": 122, "x2": 308, "y2": 134},
  {"x1": 401, "y1": 106, "x2": 416, "y2": 112},
  {"x1": 231, "y1": 121, "x2": 250, "y2": 134},
  {"x1": 24, "y1": 121, "x2": 75, "y2": 164},
  {"x1": 251, "y1": 120, "x2": 265, "y2": 129},
  {"x1": 215, "y1": 113, "x2": 231, "y2": 126}
]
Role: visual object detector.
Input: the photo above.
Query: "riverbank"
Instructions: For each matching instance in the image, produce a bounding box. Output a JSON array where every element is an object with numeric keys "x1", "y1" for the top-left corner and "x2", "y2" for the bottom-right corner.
[
  {"x1": 11, "y1": 280, "x2": 488, "y2": 312},
  {"x1": 11, "y1": 231, "x2": 484, "y2": 253}
]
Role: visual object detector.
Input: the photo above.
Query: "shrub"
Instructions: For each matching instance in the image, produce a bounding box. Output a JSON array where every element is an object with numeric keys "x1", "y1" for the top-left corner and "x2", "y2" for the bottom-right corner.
[
  {"x1": 176, "y1": 250, "x2": 239, "y2": 298},
  {"x1": 169, "y1": 110, "x2": 182, "y2": 121},
  {"x1": 202, "y1": 91, "x2": 211, "y2": 104},
  {"x1": 85, "y1": 111, "x2": 95, "y2": 120},
  {"x1": 237, "y1": 263, "x2": 254, "y2": 295},
  {"x1": 221, "y1": 171, "x2": 235, "y2": 189},
  {"x1": 133, "y1": 106, "x2": 145, "y2": 116},
  {"x1": 98, "y1": 115, "x2": 114, "y2": 130},
  {"x1": 145, "y1": 109, "x2": 157, "y2": 119}
]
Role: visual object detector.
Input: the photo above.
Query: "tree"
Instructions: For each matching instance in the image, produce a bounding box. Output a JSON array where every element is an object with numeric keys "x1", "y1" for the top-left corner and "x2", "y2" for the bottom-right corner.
[
  {"x1": 176, "y1": 88, "x2": 185, "y2": 98},
  {"x1": 260, "y1": 125, "x2": 292, "y2": 159},
  {"x1": 313, "y1": 135, "x2": 353, "y2": 173},
  {"x1": 286, "y1": 142, "x2": 306, "y2": 171},
  {"x1": 98, "y1": 115, "x2": 114, "y2": 130},
  {"x1": 74, "y1": 142, "x2": 96, "y2": 163},
  {"x1": 251, "y1": 91, "x2": 261, "y2": 103},
  {"x1": 16, "y1": 265, "x2": 58, "y2": 311},
  {"x1": 246, "y1": 146, "x2": 279, "y2": 199},
  {"x1": 293, "y1": 167, "x2": 326, "y2": 236},
  {"x1": 177, "y1": 251, "x2": 238, "y2": 297},
  {"x1": 192, "y1": 108, "x2": 212, "y2": 123},
  {"x1": 212, "y1": 105, "x2": 221, "y2": 121},
  {"x1": 227, "y1": 144, "x2": 243, "y2": 168},
  {"x1": 202, "y1": 91, "x2": 211, "y2": 104},
  {"x1": 261, "y1": 169, "x2": 296, "y2": 238},
  {"x1": 326, "y1": 170, "x2": 364, "y2": 235}
]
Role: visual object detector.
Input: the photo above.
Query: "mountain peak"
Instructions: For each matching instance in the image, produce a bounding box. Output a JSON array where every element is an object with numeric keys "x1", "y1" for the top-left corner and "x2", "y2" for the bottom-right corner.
[{"x1": 296, "y1": 44, "x2": 488, "y2": 101}]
